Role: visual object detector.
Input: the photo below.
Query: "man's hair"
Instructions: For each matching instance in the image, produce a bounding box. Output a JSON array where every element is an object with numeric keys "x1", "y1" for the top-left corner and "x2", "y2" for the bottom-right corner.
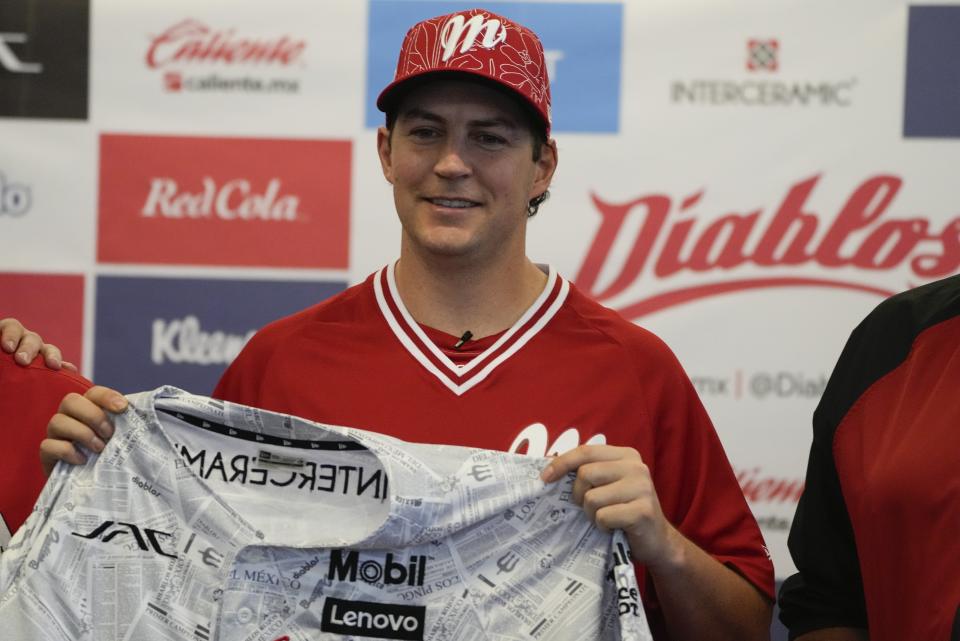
[{"x1": 383, "y1": 75, "x2": 550, "y2": 217}]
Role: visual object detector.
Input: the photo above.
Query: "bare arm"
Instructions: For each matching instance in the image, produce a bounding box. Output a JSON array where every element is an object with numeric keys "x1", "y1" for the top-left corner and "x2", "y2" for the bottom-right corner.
[
  {"x1": 542, "y1": 445, "x2": 771, "y2": 641},
  {"x1": 647, "y1": 525, "x2": 771, "y2": 641},
  {"x1": 795, "y1": 629, "x2": 868, "y2": 641}
]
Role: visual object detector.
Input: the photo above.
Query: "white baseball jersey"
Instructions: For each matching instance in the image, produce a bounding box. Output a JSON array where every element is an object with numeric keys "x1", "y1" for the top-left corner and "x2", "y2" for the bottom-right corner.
[{"x1": 0, "y1": 387, "x2": 652, "y2": 641}]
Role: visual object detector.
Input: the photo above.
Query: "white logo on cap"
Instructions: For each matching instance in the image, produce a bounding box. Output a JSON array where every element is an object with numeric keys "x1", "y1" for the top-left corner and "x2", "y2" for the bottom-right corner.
[{"x1": 439, "y1": 14, "x2": 507, "y2": 62}]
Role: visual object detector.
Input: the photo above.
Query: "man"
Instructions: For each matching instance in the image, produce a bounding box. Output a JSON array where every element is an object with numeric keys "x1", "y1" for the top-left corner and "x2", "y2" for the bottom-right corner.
[
  {"x1": 779, "y1": 274, "x2": 960, "y2": 641},
  {"x1": 0, "y1": 8, "x2": 773, "y2": 639}
]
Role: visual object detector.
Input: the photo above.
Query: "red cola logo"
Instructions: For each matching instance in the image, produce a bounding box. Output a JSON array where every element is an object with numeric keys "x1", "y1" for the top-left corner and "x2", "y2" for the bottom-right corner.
[
  {"x1": 576, "y1": 174, "x2": 960, "y2": 318},
  {"x1": 146, "y1": 19, "x2": 306, "y2": 68},
  {"x1": 142, "y1": 177, "x2": 301, "y2": 221}
]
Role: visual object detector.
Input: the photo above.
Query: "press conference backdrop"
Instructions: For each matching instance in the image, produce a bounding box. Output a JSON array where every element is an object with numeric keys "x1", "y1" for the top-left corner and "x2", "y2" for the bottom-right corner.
[{"x1": 2, "y1": 0, "x2": 958, "y2": 614}]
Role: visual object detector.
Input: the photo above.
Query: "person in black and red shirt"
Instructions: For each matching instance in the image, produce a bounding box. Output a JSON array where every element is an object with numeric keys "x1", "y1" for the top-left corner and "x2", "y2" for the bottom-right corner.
[{"x1": 779, "y1": 274, "x2": 960, "y2": 641}]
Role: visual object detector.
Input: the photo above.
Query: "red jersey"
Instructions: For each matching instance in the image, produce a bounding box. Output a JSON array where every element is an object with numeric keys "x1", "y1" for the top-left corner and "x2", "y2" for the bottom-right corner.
[
  {"x1": 0, "y1": 354, "x2": 92, "y2": 544},
  {"x1": 215, "y1": 264, "x2": 775, "y2": 638},
  {"x1": 780, "y1": 274, "x2": 960, "y2": 640}
]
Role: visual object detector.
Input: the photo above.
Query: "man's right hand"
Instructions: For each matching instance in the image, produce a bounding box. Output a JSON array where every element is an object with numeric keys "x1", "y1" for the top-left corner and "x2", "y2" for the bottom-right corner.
[{"x1": 41, "y1": 386, "x2": 128, "y2": 476}]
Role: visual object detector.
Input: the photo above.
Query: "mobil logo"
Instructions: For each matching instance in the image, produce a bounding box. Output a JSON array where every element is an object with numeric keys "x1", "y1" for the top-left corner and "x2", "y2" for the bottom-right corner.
[
  {"x1": 94, "y1": 276, "x2": 345, "y2": 395},
  {"x1": 365, "y1": 1, "x2": 623, "y2": 132},
  {"x1": 327, "y1": 549, "x2": 427, "y2": 587},
  {"x1": 904, "y1": 6, "x2": 960, "y2": 138},
  {"x1": 97, "y1": 134, "x2": 351, "y2": 268}
]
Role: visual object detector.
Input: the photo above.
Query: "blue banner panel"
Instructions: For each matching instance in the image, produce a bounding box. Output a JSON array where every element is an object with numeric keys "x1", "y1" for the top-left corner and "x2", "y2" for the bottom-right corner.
[
  {"x1": 94, "y1": 276, "x2": 346, "y2": 395},
  {"x1": 365, "y1": 1, "x2": 622, "y2": 132},
  {"x1": 904, "y1": 5, "x2": 960, "y2": 138}
]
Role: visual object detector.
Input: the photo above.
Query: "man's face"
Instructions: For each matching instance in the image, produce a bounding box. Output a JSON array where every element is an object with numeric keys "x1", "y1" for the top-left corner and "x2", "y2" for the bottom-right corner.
[{"x1": 377, "y1": 79, "x2": 557, "y2": 266}]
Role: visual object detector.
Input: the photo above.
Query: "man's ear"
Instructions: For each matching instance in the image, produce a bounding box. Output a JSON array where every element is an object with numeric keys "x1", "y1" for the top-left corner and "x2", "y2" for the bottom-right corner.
[
  {"x1": 531, "y1": 138, "x2": 559, "y2": 200},
  {"x1": 377, "y1": 126, "x2": 395, "y2": 184}
]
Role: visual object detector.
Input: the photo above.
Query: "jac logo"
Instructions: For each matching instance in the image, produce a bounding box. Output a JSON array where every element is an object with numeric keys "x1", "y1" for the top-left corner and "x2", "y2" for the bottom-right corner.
[
  {"x1": 72, "y1": 520, "x2": 177, "y2": 559},
  {"x1": 321, "y1": 597, "x2": 425, "y2": 640},
  {"x1": 327, "y1": 549, "x2": 427, "y2": 587},
  {"x1": 0, "y1": 33, "x2": 42, "y2": 74},
  {"x1": 439, "y1": 14, "x2": 507, "y2": 62},
  {"x1": 0, "y1": 172, "x2": 32, "y2": 217},
  {"x1": 142, "y1": 177, "x2": 301, "y2": 221},
  {"x1": 576, "y1": 174, "x2": 960, "y2": 319},
  {"x1": 146, "y1": 19, "x2": 305, "y2": 68},
  {"x1": 152, "y1": 315, "x2": 255, "y2": 366}
]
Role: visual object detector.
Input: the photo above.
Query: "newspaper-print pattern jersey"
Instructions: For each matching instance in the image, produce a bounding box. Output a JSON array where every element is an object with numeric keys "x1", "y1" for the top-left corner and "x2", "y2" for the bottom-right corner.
[{"x1": 0, "y1": 387, "x2": 652, "y2": 641}]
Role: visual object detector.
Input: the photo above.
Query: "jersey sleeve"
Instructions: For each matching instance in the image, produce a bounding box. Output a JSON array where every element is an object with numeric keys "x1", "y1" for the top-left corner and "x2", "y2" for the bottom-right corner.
[
  {"x1": 777, "y1": 403, "x2": 867, "y2": 636},
  {"x1": 0, "y1": 355, "x2": 92, "y2": 539},
  {"x1": 632, "y1": 334, "x2": 775, "y2": 604}
]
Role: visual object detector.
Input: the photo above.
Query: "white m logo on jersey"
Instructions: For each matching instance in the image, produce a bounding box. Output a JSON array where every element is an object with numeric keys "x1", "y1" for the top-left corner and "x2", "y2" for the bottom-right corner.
[
  {"x1": 439, "y1": 14, "x2": 507, "y2": 62},
  {"x1": 508, "y1": 423, "x2": 607, "y2": 457}
]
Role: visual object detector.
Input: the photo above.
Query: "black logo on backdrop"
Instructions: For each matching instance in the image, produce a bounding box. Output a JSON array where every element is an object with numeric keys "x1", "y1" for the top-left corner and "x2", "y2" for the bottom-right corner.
[
  {"x1": 321, "y1": 597, "x2": 425, "y2": 641},
  {"x1": 0, "y1": 0, "x2": 89, "y2": 119}
]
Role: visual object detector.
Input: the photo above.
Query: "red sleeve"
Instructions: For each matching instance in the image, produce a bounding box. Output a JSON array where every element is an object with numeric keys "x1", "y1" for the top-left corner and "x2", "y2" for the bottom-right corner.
[
  {"x1": 0, "y1": 355, "x2": 91, "y2": 537},
  {"x1": 635, "y1": 335, "x2": 775, "y2": 602}
]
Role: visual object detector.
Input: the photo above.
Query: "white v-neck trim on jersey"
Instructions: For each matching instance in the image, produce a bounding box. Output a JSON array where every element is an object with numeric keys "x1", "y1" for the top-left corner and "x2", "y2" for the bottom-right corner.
[{"x1": 373, "y1": 262, "x2": 569, "y2": 396}]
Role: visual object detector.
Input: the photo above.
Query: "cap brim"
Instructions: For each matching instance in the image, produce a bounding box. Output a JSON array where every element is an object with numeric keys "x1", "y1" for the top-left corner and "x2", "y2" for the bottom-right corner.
[{"x1": 376, "y1": 69, "x2": 550, "y2": 135}]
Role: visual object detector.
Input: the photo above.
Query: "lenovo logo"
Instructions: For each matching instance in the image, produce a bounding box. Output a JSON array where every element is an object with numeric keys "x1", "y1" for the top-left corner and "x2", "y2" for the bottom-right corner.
[
  {"x1": 439, "y1": 14, "x2": 507, "y2": 62},
  {"x1": 321, "y1": 597, "x2": 425, "y2": 641},
  {"x1": 328, "y1": 550, "x2": 427, "y2": 587},
  {"x1": 72, "y1": 520, "x2": 177, "y2": 558},
  {"x1": 0, "y1": 33, "x2": 42, "y2": 73},
  {"x1": 141, "y1": 177, "x2": 300, "y2": 221}
]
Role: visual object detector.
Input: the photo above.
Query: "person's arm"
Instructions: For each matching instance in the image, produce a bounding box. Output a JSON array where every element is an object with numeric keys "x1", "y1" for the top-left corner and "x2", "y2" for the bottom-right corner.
[
  {"x1": 542, "y1": 446, "x2": 771, "y2": 641},
  {"x1": 0, "y1": 318, "x2": 76, "y2": 370}
]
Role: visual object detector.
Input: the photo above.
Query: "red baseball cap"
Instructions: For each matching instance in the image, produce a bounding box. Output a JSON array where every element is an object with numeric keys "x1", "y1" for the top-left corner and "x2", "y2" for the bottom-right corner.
[{"x1": 376, "y1": 8, "x2": 552, "y2": 135}]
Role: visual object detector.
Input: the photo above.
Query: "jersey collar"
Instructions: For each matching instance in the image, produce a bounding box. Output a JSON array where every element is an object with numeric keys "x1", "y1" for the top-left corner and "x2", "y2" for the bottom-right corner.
[{"x1": 373, "y1": 262, "x2": 569, "y2": 396}]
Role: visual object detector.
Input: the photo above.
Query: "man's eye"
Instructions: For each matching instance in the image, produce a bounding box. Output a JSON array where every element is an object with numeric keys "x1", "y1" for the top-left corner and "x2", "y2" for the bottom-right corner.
[
  {"x1": 409, "y1": 128, "x2": 439, "y2": 140},
  {"x1": 476, "y1": 133, "x2": 507, "y2": 146}
]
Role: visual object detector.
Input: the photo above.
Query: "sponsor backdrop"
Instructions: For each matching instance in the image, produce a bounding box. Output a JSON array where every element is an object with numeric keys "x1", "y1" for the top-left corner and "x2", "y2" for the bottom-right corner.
[{"x1": 1, "y1": 0, "x2": 958, "y2": 632}]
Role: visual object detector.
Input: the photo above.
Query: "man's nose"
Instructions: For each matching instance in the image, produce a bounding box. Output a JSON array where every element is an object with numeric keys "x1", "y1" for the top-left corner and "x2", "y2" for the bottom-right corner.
[{"x1": 433, "y1": 141, "x2": 471, "y2": 179}]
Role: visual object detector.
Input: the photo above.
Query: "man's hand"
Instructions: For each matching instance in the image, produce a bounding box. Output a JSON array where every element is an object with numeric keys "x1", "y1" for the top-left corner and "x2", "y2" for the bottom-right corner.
[
  {"x1": 540, "y1": 445, "x2": 684, "y2": 569},
  {"x1": 40, "y1": 386, "x2": 128, "y2": 476},
  {"x1": 0, "y1": 318, "x2": 76, "y2": 371},
  {"x1": 541, "y1": 444, "x2": 772, "y2": 641}
]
